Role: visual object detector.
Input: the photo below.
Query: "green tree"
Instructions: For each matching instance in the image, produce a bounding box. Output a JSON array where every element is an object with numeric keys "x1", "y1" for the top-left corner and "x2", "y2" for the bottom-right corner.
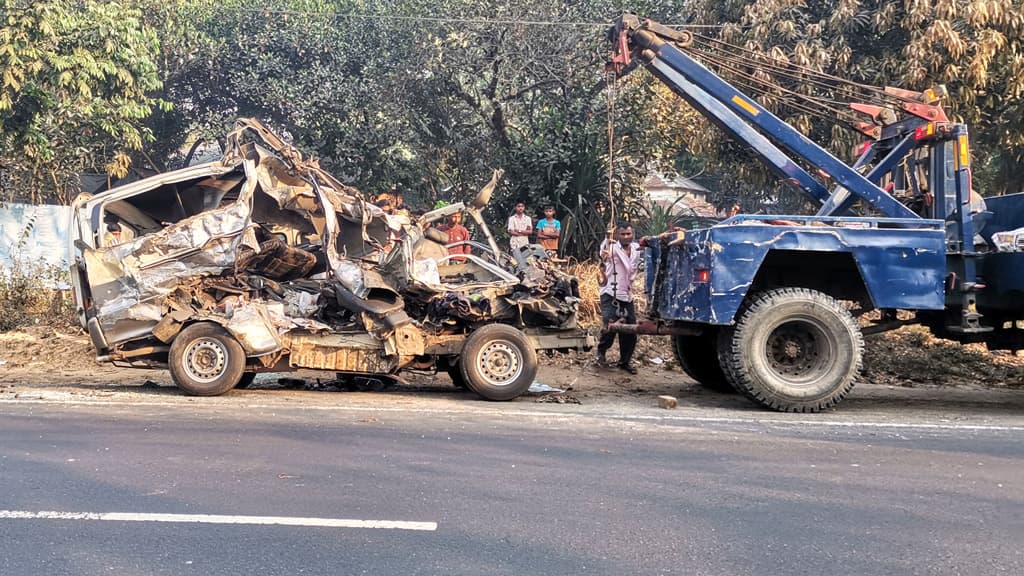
[
  {"x1": 413, "y1": 0, "x2": 688, "y2": 255},
  {"x1": 0, "y1": 0, "x2": 168, "y2": 203},
  {"x1": 139, "y1": 0, "x2": 690, "y2": 256},
  {"x1": 139, "y1": 1, "x2": 440, "y2": 199},
  {"x1": 668, "y1": 0, "x2": 1024, "y2": 207}
]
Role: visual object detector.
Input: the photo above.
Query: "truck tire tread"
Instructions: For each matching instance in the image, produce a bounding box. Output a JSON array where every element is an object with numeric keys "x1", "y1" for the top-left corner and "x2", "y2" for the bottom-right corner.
[
  {"x1": 717, "y1": 288, "x2": 863, "y2": 413},
  {"x1": 671, "y1": 332, "x2": 734, "y2": 393}
]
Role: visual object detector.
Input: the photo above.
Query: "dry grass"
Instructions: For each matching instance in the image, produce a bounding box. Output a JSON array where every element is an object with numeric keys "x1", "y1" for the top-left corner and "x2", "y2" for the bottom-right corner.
[
  {"x1": 564, "y1": 260, "x2": 647, "y2": 327},
  {"x1": 0, "y1": 262, "x2": 77, "y2": 332}
]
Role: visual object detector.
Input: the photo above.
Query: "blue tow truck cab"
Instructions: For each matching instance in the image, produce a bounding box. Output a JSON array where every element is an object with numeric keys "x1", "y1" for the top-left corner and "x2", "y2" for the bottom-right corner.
[{"x1": 609, "y1": 15, "x2": 1024, "y2": 412}]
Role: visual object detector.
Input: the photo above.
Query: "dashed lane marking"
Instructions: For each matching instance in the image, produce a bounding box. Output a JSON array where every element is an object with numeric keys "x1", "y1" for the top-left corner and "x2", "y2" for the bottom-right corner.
[{"x1": 0, "y1": 510, "x2": 437, "y2": 531}]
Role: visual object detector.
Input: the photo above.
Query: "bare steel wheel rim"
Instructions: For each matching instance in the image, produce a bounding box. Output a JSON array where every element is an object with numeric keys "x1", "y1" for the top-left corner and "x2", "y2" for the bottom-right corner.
[
  {"x1": 475, "y1": 339, "x2": 523, "y2": 387},
  {"x1": 764, "y1": 317, "x2": 835, "y2": 385},
  {"x1": 183, "y1": 337, "x2": 229, "y2": 383}
]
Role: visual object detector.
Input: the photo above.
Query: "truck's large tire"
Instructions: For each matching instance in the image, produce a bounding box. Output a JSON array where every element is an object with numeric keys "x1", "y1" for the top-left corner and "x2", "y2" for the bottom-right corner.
[
  {"x1": 671, "y1": 331, "x2": 734, "y2": 393},
  {"x1": 169, "y1": 323, "x2": 246, "y2": 396},
  {"x1": 459, "y1": 324, "x2": 537, "y2": 401},
  {"x1": 717, "y1": 288, "x2": 862, "y2": 413}
]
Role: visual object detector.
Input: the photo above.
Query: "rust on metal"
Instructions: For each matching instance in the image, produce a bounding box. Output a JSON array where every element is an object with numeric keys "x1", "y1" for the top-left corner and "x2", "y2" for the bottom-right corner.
[
  {"x1": 73, "y1": 118, "x2": 593, "y2": 389},
  {"x1": 603, "y1": 320, "x2": 703, "y2": 336},
  {"x1": 286, "y1": 332, "x2": 395, "y2": 373}
]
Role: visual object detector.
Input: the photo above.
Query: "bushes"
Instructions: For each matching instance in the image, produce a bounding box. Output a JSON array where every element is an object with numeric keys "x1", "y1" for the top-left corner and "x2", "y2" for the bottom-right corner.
[{"x1": 0, "y1": 259, "x2": 76, "y2": 332}]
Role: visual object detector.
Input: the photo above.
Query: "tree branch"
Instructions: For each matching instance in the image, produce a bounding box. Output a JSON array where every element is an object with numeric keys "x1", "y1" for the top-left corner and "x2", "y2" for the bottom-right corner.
[{"x1": 501, "y1": 78, "x2": 562, "y2": 103}]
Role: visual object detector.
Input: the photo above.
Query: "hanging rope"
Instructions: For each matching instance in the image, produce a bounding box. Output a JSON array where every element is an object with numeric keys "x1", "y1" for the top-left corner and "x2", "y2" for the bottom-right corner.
[
  {"x1": 602, "y1": 69, "x2": 624, "y2": 320},
  {"x1": 600, "y1": 69, "x2": 619, "y2": 298},
  {"x1": 605, "y1": 68, "x2": 617, "y2": 233},
  {"x1": 683, "y1": 33, "x2": 913, "y2": 134}
]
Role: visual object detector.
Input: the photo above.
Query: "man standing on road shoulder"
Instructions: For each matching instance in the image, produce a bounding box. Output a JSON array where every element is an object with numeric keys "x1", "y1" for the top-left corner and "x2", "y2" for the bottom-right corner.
[
  {"x1": 536, "y1": 205, "x2": 561, "y2": 253},
  {"x1": 596, "y1": 221, "x2": 642, "y2": 374},
  {"x1": 507, "y1": 201, "x2": 532, "y2": 253}
]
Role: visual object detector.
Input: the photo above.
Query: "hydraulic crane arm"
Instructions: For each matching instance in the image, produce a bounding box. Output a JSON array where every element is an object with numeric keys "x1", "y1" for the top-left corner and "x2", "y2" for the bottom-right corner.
[{"x1": 609, "y1": 14, "x2": 920, "y2": 220}]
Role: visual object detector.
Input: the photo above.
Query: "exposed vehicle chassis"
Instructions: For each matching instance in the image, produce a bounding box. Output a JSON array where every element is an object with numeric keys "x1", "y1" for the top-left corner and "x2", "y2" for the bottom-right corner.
[{"x1": 70, "y1": 119, "x2": 593, "y2": 400}]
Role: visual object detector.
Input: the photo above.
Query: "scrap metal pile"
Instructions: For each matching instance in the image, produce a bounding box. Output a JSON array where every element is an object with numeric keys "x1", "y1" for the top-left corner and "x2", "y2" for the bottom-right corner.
[{"x1": 84, "y1": 119, "x2": 580, "y2": 363}]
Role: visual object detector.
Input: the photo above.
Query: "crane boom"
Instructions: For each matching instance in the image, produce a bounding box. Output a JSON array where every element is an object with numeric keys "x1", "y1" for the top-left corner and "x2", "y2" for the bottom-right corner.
[{"x1": 609, "y1": 14, "x2": 921, "y2": 219}]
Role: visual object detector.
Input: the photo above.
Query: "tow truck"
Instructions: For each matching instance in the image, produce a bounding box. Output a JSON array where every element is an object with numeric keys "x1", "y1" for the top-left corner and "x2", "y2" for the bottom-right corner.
[{"x1": 607, "y1": 15, "x2": 1024, "y2": 412}]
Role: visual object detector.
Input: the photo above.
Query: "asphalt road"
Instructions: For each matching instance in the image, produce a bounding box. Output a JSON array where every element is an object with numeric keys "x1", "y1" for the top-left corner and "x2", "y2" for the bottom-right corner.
[{"x1": 0, "y1": 392, "x2": 1021, "y2": 576}]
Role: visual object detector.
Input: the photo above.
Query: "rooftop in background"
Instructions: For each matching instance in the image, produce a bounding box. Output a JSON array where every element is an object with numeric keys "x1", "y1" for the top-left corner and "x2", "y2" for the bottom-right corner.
[{"x1": 644, "y1": 173, "x2": 721, "y2": 218}]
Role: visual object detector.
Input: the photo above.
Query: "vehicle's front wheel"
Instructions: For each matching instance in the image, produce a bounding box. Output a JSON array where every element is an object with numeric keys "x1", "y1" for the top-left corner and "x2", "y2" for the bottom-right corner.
[
  {"x1": 717, "y1": 288, "x2": 862, "y2": 413},
  {"x1": 169, "y1": 323, "x2": 246, "y2": 396},
  {"x1": 459, "y1": 324, "x2": 537, "y2": 401},
  {"x1": 671, "y1": 331, "x2": 734, "y2": 393}
]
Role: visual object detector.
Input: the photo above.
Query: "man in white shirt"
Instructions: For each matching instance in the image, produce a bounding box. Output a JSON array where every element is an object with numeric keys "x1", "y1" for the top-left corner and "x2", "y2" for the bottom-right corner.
[
  {"x1": 506, "y1": 201, "x2": 532, "y2": 253},
  {"x1": 597, "y1": 221, "x2": 642, "y2": 374}
]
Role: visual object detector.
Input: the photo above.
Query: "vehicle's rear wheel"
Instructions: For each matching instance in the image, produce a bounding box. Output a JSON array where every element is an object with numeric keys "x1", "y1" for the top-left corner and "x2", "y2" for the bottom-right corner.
[
  {"x1": 169, "y1": 323, "x2": 246, "y2": 396},
  {"x1": 459, "y1": 324, "x2": 537, "y2": 401},
  {"x1": 717, "y1": 288, "x2": 862, "y2": 413},
  {"x1": 235, "y1": 372, "x2": 257, "y2": 389},
  {"x1": 671, "y1": 331, "x2": 734, "y2": 393}
]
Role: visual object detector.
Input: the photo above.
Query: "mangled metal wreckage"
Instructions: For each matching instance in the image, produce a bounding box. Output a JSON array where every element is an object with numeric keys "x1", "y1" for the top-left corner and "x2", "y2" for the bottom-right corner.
[{"x1": 70, "y1": 119, "x2": 593, "y2": 400}]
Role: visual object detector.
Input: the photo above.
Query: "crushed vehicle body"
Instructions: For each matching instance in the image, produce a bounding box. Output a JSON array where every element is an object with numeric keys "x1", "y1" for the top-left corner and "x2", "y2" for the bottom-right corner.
[{"x1": 69, "y1": 119, "x2": 593, "y2": 400}]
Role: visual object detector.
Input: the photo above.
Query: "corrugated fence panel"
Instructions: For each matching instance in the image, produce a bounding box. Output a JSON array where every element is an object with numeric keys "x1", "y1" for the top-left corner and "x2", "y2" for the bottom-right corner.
[{"x1": 0, "y1": 203, "x2": 72, "y2": 270}]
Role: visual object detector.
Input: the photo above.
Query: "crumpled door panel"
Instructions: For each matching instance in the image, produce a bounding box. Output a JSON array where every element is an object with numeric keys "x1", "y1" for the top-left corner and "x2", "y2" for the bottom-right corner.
[{"x1": 86, "y1": 181, "x2": 257, "y2": 343}]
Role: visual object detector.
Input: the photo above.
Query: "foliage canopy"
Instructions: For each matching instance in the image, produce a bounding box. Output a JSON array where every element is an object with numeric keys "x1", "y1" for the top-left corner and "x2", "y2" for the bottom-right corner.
[
  {"x1": 0, "y1": 0, "x2": 167, "y2": 202},
  {"x1": 1, "y1": 0, "x2": 1022, "y2": 256}
]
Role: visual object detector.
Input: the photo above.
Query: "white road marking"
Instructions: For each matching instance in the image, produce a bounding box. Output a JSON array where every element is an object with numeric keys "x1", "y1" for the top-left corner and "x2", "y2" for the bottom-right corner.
[
  {"x1": 623, "y1": 415, "x2": 1024, "y2": 431},
  {"x1": 0, "y1": 510, "x2": 437, "y2": 531},
  {"x1": 3, "y1": 396, "x2": 1022, "y2": 432}
]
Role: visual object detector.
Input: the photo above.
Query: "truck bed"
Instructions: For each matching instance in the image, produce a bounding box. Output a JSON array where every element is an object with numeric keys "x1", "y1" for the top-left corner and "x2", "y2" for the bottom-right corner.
[{"x1": 654, "y1": 215, "x2": 947, "y2": 325}]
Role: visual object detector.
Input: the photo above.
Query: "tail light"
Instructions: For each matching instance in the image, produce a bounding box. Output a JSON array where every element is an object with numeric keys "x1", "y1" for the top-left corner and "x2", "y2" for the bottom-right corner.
[{"x1": 913, "y1": 123, "x2": 936, "y2": 140}]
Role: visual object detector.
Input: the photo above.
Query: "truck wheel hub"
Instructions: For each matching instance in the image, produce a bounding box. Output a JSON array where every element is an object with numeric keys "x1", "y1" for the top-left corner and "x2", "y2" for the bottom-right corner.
[
  {"x1": 782, "y1": 340, "x2": 802, "y2": 358},
  {"x1": 767, "y1": 321, "x2": 828, "y2": 379}
]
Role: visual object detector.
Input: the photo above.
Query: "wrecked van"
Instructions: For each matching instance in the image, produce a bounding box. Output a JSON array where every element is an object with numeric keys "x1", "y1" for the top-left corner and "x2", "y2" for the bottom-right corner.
[{"x1": 69, "y1": 119, "x2": 593, "y2": 400}]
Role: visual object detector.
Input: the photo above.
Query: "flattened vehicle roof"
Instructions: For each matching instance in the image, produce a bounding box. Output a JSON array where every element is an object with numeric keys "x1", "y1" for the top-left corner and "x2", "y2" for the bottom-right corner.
[{"x1": 76, "y1": 162, "x2": 238, "y2": 210}]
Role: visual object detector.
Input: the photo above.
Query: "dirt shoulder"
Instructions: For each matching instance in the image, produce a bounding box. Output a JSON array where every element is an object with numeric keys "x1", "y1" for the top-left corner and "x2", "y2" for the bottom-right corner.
[{"x1": 1, "y1": 325, "x2": 1021, "y2": 404}]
